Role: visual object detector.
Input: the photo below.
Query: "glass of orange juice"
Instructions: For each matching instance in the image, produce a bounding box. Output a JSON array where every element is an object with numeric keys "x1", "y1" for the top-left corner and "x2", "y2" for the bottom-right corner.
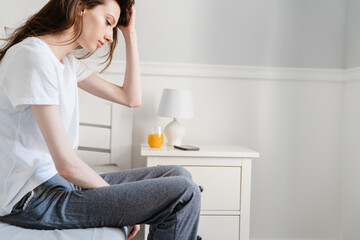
[{"x1": 148, "y1": 126, "x2": 164, "y2": 148}]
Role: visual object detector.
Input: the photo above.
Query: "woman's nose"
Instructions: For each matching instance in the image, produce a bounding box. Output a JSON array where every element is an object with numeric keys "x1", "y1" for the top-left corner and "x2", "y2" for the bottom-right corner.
[{"x1": 105, "y1": 31, "x2": 113, "y2": 43}]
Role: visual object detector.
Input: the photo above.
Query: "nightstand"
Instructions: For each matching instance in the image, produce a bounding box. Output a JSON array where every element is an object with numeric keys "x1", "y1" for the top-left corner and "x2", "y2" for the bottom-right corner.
[{"x1": 141, "y1": 144, "x2": 259, "y2": 240}]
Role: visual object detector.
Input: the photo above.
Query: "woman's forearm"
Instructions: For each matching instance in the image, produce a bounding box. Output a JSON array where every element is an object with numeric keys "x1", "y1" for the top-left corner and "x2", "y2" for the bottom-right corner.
[
  {"x1": 31, "y1": 105, "x2": 110, "y2": 189},
  {"x1": 122, "y1": 31, "x2": 142, "y2": 107},
  {"x1": 60, "y1": 153, "x2": 110, "y2": 189}
]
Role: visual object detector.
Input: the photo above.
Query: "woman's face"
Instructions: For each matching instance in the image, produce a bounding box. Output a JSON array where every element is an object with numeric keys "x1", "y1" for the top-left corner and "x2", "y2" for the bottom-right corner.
[{"x1": 77, "y1": 0, "x2": 120, "y2": 52}]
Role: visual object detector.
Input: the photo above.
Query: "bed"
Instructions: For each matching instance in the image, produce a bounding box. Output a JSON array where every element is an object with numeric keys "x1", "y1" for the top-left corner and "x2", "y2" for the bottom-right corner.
[
  {"x1": 0, "y1": 87, "x2": 133, "y2": 239},
  {"x1": 0, "y1": 223, "x2": 128, "y2": 240}
]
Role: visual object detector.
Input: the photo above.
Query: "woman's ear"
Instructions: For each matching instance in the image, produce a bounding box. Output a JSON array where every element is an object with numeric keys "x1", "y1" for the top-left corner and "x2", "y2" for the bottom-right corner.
[{"x1": 76, "y1": 3, "x2": 86, "y2": 16}]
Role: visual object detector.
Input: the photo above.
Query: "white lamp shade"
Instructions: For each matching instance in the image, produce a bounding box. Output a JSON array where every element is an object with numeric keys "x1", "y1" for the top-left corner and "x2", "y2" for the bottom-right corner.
[{"x1": 157, "y1": 89, "x2": 194, "y2": 119}]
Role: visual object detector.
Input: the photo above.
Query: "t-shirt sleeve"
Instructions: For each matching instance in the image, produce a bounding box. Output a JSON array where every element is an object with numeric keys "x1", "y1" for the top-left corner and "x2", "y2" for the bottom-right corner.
[
  {"x1": 75, "y1": 58, "x2": 93, "y2": 82},
  {"x1": 1, "y1": 48, "x2": 60, "y2": 110}
]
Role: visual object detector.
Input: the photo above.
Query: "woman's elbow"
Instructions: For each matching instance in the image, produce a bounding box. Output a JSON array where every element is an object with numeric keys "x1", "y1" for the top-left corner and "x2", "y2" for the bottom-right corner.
[
  {"x1": 127, "y1": 98, "x2": 142, "y2": 108},
  {"x1": 57, "y1": 165, "x2": 77, "y2": 181}
]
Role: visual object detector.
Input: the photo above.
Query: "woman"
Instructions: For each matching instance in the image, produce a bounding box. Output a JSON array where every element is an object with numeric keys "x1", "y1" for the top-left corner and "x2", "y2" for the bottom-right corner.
[{"x1": 0, "y1": 0, "x2": 201, "y2": 239}]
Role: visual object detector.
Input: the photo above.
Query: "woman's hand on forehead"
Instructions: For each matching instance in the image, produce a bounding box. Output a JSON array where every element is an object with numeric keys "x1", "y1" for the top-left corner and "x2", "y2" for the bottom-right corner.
[{"x1": 118, "y1": 7, "x2": 136, "y2": 34}]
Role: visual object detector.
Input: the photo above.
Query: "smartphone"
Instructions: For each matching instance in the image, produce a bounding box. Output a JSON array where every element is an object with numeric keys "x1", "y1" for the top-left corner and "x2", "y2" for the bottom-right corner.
[{"x1": 174, "y1": 145, "x2": 200, "y2": 151}]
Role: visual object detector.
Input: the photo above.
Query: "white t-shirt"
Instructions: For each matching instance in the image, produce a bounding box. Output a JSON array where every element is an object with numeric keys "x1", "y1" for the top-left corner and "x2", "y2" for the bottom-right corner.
[{"x1": 0, "y1": 37, "x2": 93, "y2": 216}]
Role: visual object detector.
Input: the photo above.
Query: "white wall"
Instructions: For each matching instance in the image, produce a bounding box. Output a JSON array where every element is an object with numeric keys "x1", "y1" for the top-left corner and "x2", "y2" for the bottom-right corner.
[
  {"x1": 345, "y1": 0, "x2": 360, "y2": 68},
  {"x1": 133, "y1": 0, "x2": 346, "y2": 68},
  {"x1": 340, "y1": 80, "x2": 360, "y2": 240},
  {"x1": 340, "y1": 1, "x2": 360, "y2": 240}
]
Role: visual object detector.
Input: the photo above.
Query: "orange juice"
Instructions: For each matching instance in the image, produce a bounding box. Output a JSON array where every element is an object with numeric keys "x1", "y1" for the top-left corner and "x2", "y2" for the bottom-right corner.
[{"x1": 148, "y1": 134, "x2": 164, "y2": 148}]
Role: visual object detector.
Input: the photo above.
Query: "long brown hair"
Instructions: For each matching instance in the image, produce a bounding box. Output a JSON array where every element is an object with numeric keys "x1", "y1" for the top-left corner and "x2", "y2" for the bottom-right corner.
[{"x1": 0, "y1": 0, "x2": 134, "y2": 72}]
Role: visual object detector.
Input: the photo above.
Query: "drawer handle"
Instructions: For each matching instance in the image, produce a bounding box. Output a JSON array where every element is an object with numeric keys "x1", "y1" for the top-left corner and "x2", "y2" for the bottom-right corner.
[{"x1": 199, "y1": 186, "x2": 204, "y2": 193}]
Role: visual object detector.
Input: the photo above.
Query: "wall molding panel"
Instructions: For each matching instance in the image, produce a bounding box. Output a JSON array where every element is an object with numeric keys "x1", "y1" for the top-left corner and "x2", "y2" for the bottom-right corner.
[{"x1": 84, "y1": 60, "x2": 356, "y2": 82}]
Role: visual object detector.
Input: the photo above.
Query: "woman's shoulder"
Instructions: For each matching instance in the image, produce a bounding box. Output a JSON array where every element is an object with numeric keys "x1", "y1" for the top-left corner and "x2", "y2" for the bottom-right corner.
[
  {"x1": 0, "y1": 37, "x2": 63, "y2": 77},
  {"x1": 5, "y1": 37, "x2": 56, "y2": 65}
]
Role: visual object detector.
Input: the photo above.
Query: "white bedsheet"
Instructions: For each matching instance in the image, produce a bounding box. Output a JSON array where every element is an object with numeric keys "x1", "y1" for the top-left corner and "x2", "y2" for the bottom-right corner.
[{"x1": 0, "y1": 221, "x2": 127, "y2": 240}]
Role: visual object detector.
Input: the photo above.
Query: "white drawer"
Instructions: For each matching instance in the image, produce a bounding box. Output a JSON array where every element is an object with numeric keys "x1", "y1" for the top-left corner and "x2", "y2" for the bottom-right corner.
[
  {"x1": 184, "y1": 166, "x2": 241, "y2": 211},
  {"x1": 198, "y1": 215, "x2": 239, "y2": 240},
  {"x1": 79, "y1": 125, "x2": 111, "y2": 149}
]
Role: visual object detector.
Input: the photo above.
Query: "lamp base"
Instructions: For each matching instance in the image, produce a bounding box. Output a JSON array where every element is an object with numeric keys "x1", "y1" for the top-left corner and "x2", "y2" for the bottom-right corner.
[{"x1": 164, "y1": 118, "x2": 185, "y2": 146}]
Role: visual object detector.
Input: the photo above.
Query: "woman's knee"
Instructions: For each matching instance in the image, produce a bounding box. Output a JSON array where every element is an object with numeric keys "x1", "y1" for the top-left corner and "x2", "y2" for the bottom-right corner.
[
  {"x1": 185, "y1": 178, "x2": 201, "y2": 210},
  {"x1": 168, "y1": 165, "x2": 192, "y2": 179},
  {"x1": 176, "y1": 176, "x2": 201, "y2": 207}
]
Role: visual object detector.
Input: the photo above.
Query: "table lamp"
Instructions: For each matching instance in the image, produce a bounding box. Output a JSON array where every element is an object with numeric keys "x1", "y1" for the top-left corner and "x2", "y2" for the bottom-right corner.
[{"x1": 157, "y1": 88, "x2": 194, "y2": 146}]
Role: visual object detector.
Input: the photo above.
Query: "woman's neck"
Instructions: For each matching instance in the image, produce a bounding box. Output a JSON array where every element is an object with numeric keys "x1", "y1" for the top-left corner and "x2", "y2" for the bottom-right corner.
[{"x1": 38, "y1": 28, "x2": 79, "y2": 63}]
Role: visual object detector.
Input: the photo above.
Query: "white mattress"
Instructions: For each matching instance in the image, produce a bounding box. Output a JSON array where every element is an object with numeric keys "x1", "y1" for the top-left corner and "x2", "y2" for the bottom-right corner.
[{"x1": 0, "y1": 221, "x2": 127, "y2": 240}]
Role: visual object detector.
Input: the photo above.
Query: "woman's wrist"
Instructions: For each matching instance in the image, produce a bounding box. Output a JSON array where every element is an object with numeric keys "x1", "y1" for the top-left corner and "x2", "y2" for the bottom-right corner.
[
  {"x1": 122, "y1": 31, "x2": 138, "y2": 46},
  {"x1": 122, "y1": 30, "x2": 137, "y2": 39}
]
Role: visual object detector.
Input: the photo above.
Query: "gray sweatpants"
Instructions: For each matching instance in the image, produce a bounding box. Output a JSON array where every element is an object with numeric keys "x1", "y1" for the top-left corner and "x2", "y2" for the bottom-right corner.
[{"x1": 0, "y1": 165, "x2": 201, "y2": 240}]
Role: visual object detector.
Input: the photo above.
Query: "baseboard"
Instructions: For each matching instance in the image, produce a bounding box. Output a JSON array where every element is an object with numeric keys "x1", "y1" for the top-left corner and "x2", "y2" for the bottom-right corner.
[{"x1": 84, "y1": 59, "x2": 358, "y2": 82}]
